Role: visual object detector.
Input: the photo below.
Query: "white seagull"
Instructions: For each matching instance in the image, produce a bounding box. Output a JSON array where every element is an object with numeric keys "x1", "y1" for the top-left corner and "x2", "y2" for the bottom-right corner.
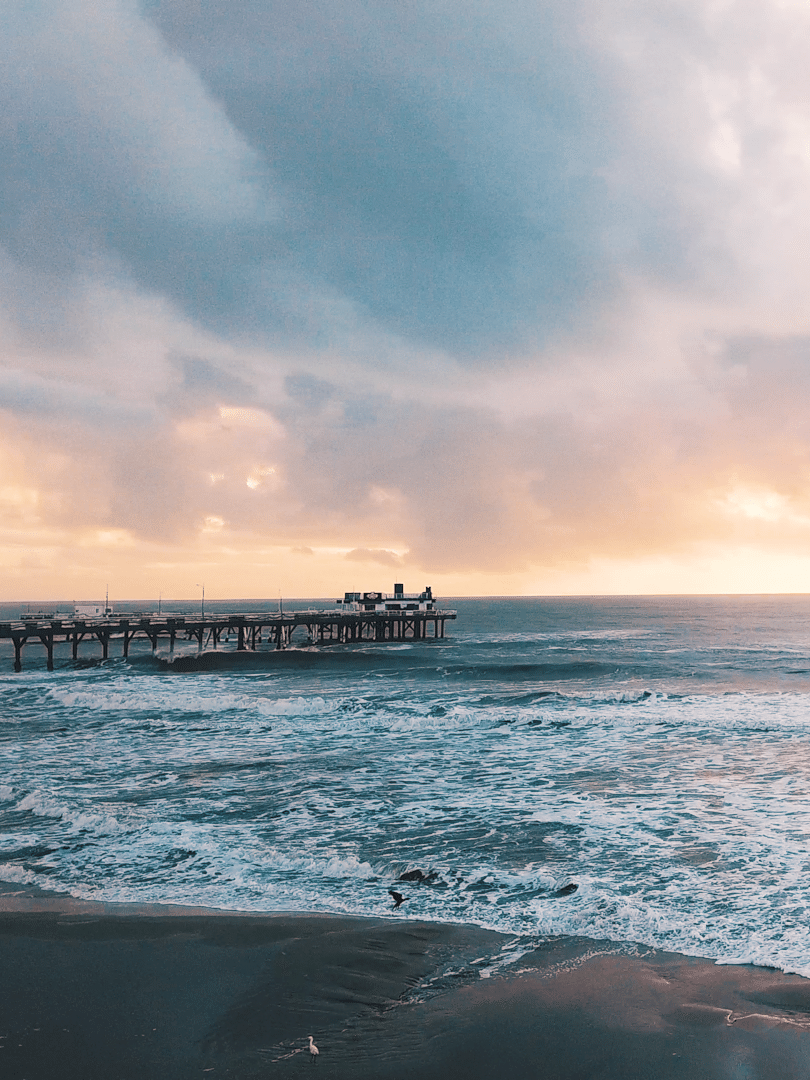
[{"x1": 308, "y1": 1035, "x2": 320, "y2": 1063}]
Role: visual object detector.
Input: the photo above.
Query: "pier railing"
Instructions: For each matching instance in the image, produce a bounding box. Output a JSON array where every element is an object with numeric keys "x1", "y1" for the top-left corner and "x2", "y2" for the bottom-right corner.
[{"x1": 0, "y1": 609, "x2": 457, "y2": 671}]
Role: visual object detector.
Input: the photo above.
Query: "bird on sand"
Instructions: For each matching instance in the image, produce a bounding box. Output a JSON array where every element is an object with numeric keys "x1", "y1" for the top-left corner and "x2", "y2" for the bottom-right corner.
[
  {"x1": 308, "y1": 1035, "x2": 319, "y2": 1062},
  {"x1": 389, "y1": 889, "x2": 409, "y2": 908}
]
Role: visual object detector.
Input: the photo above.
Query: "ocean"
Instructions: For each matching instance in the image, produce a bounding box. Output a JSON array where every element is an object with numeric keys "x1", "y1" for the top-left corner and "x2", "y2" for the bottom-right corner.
[{"x1": 2, "y1": 595, "x2": 810, "y2": 977}]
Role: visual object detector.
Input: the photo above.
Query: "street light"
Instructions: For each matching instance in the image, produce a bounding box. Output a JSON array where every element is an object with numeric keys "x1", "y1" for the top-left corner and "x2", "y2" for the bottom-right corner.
[{"x1": 196, "y1": 583, "x2": 205, "y2": 619}]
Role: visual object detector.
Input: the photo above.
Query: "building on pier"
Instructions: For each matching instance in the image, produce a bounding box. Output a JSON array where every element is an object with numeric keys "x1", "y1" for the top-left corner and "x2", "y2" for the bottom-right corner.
[
  {"x1": 336, "y1": 583, "x2": 435, "y2": 612},
  {"x1": 74, "y1": 601, "x2": 110, "y2": 618}
]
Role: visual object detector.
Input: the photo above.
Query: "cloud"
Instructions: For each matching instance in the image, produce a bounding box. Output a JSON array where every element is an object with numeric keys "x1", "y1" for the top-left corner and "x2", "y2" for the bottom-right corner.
[
  {"x1": 345, "y1": 548, "x2": 403, "y2": 567},
  {"x1": 138, "y1": 0, "x2": 624, "y2": 355},
  {"x1": 0, "y1": 366, "x2": 154, "y2": 428},
  {"x1": 4, "y1": 0, "x2": 810, "y2": 597},
  {"x1": 0, "y1": 0, "x2": 275, "y2": 342},
  {"x1": 3, "y1": 0, "x2": 269, "y2": 226}
]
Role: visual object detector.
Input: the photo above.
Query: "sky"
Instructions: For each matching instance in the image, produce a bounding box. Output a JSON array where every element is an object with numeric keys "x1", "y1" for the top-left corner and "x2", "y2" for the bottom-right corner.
[{"x1": 3, "y1": 0, "x2": 810, "y2": 601}]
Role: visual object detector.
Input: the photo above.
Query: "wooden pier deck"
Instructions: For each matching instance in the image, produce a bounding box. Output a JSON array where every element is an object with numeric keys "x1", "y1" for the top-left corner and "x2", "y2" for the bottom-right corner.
[{"x1": 0, "y1": 609, "x2": 457, "y2": 671}]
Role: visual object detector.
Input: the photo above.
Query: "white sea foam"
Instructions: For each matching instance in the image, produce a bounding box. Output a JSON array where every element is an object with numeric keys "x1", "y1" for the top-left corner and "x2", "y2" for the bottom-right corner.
[
  {"x1": 5, "y1": 597, "x2": 810, "y2": 975},
  {"x1": 0, "y1": 832, "x2": 40, "y2": 849},
  {"x1": 14, "y1": 790, "x2": 123, "y2": 835},
  {"x1": 15, "y1": 791, "x2": 65, "y2": 817},
  {"x1": 0, "y1": 864, "x2": 45, "y2": 888}
]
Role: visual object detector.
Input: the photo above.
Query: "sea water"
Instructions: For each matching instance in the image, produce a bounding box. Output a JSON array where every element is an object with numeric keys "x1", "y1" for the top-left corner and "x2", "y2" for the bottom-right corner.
[{"x1": 2, "y1": 595, "x2": 810, "y2": 976}]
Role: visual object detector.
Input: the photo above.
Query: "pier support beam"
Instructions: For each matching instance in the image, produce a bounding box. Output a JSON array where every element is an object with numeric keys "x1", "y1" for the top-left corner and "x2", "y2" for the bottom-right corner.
[
  {"x1": 94, "y1": 630, "x2": 109, "y2": 660},
  {"x1": 36, "y1": 632, "x2": 54, "y2": 671}
]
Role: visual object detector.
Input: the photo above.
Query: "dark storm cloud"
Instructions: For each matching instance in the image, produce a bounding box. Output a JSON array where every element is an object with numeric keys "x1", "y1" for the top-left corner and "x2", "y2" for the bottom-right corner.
[
  {"x1": 283, "y1": 373, "x2": 338, "y2": 412},
  {"x1": 0, "y1": 0, "x2": 274, "y2": 340},
  {"x1": 139, "y1": 0, "x2": 626, "y2": 354},
  {"x1": 2, "y1": 0, "x2": 754, "y2": 364},
  {"x1": 0, "y1": 367, "x2": 154, "y2": 430},
  {"x1": 165, "y1": 355, "x2": 258, "y2": 416},
  {"x1": 0, "y1": 0, "x2": 677, "y2": 359}
]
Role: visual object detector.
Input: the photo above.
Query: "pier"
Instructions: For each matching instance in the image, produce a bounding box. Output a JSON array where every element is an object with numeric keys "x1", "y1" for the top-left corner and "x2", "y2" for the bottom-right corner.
[{"x1": 0, "y1": 608, "x2": 457, "y2": 671}]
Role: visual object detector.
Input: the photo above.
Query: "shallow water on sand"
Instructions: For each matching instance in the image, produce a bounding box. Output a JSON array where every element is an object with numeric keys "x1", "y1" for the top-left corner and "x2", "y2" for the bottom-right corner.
[{"x1": 2, "y1": 595, "x2": 810, "y2": 974}]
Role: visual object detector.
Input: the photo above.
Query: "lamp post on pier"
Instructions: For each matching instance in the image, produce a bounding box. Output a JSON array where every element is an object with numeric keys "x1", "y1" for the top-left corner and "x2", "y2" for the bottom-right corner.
[{"x1": 196, "y1": 583, "x2": 205, "y2": 619}]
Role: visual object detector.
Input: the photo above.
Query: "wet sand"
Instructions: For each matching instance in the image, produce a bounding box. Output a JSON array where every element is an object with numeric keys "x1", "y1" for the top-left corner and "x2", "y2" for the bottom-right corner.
[{"x1": 2, "y1": 885, "x2": 810, "y2": 1079}]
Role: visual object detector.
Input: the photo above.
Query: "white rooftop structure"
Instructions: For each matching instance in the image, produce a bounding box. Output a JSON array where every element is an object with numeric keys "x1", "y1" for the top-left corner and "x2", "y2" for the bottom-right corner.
[
  {"x1": 336, "y1": 584, "x2": 436, "y2": 612},
  {"x1": 74, "y1": 601, "x2": 111, "y2": 618}
]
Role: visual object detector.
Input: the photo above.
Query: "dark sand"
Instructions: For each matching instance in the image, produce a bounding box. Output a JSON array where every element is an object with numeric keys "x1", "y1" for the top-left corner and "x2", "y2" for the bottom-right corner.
[{"x1": 2, "y1": 885, "x2": 810, "y2": 1079}]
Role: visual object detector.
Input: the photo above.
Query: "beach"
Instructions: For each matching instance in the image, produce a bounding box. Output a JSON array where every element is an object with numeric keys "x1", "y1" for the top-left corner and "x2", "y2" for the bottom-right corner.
[
  {"x1": 5, "y1": 597, "x2": 810, "y2": 1077},
  {"x1": 3, "y1": 885, "x2": 810, "y2": 1079}
]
